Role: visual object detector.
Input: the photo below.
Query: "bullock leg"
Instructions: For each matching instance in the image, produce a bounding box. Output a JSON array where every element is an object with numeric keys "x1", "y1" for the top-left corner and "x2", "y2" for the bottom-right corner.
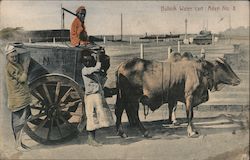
[
  {"x1": 125, "y1": 106, "x2": 137, "y2": 127},
  {"x1": 130, "y1": 101, "x2": 152, "y2": 138},
  {"x1": 185, "y1": 96, "x2": 199, "y2": 138},
  {"x1": 115, "y1": 106, "x2": 128, "y2": 138},
  {"x1": 168, "y1": 101, "x2": 180, "y2": 126},
  {"x1": 115, "y1": 91, "x2": 128, "y2": 138},
  {"x1": 134, "y1": 94, "x2": 152, "y2": 137}
]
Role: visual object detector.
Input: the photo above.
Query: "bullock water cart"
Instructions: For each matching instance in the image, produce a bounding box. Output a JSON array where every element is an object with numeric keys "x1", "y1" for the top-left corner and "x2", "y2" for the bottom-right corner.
[{"x1": 12, "y1": 42, "x2": 111, "y2": 145}]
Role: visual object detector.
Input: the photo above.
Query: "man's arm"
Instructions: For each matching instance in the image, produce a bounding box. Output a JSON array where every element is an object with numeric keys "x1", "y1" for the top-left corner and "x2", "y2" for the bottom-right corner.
[
  {"x1": 6, "y1": 64, "x2": 27, "y2": 83},
  {"x1": 82, "y1": 62, "x2": 101, "y2": 76},
  {"x1": 19, "y1": 52, "x2": 31, "y2": 73}
]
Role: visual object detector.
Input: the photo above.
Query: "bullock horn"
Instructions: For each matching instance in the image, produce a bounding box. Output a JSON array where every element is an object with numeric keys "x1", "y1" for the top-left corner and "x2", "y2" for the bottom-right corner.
[{"x1": 216, "y1": 57, "x2": 225, "y2": 64}]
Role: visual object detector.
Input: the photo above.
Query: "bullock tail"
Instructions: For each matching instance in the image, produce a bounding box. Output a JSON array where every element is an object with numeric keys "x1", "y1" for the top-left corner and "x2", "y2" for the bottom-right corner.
[
  {"x1": 115, "y1": 62, "x2": 126, "y2": 100},
  {"x1": 115, "y1": 69, "x2": 125, "y2": 107},
  {"x1": 115, "y1": 69, "x2": 122, "y2": 100},
  {"x1": 114, "y1": 66, "x2": 129, "y2": 138}
]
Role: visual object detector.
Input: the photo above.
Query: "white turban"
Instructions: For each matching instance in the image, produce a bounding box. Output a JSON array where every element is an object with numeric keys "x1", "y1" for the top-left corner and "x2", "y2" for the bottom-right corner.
[{"x1": 5, "y1": 44, "x2": 16, "y2": 55}]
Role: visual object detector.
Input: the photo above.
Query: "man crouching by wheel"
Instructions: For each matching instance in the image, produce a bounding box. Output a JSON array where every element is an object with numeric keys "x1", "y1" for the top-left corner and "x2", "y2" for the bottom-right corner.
[
  {"x1": 81, "y1": 52, "x2": 114, "y2": 146},
  {"x1": 5, "y1": 44, "x2": 31, "y2": 151}
]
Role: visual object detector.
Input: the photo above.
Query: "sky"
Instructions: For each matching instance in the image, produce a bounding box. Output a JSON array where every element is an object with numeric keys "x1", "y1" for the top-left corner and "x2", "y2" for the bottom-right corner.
[{"x1": 0, "y1": 1, "x2": 249, "y2": 35}]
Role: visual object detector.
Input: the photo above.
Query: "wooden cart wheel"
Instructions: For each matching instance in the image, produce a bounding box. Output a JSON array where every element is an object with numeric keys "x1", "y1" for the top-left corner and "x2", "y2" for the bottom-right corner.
[{"x1": 24, "y1": 74, "x2": 85, "y2": 145}]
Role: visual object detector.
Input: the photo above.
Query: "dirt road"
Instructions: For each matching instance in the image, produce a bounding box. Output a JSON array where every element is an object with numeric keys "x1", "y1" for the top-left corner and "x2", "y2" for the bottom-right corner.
[{"x1": 1, "y1": 109, "x2": 249, "y2": 160}]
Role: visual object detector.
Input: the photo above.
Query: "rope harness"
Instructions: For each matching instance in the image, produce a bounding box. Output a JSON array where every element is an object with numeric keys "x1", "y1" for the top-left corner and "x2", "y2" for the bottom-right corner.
[
  {"x1": 161, "y1": 62, "x2": 164, "y2": 106},
  {"x1": 143, "y1": 104, "x2": 149, "y2": 119},
  {"x1": 143, "y1": 61, "x2": 172, "y2": 119},
  {"x1": 160, "y1": 61, "x2": 172, "y2": 107}
]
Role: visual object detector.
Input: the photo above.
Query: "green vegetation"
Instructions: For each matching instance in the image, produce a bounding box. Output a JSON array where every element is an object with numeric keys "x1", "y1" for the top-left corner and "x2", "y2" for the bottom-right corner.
[{"x1": 0, "y1": 27, "x2": 24, "y2": 40}]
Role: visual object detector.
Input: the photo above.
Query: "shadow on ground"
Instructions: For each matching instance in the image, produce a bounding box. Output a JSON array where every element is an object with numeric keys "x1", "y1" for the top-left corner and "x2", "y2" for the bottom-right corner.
[{"x1": 27, "y1": 112, "x2": 249, "y2": 150}]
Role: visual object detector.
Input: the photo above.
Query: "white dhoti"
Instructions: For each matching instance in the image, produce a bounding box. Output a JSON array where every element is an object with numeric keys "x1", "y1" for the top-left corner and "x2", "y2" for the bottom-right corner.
[{"x1": 85, "y1": 93, "x2": 115, "y2": 131}]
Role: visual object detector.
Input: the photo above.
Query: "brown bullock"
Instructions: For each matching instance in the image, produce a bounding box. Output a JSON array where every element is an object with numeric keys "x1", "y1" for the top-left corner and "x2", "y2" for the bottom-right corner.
[{"x1": 115, "y1": 57, "x2": 240, "y2": 138}]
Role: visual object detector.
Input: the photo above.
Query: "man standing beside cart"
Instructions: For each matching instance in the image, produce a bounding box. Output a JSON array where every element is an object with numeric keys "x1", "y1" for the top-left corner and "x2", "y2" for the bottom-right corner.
[
  {"x1": 81, "y1": 52, "x2": 114, "y2": 146},
  {"x1": 5, "y1": 44, "x2": 32, "y2": 151}
]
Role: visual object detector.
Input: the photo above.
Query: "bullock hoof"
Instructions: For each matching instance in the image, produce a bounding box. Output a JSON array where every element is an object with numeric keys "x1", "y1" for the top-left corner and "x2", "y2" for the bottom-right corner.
[
  {"x1": 117, "y1": 131, "x2": 128, "y2": 138},
  {"x1": 188, "y1": 131, "x2": 199, "y2": 138},
  {"x1": 172, "y1": 120, "x2": 180, "y2": 126},
  {"x1": 142, "y1": 131, "x2": 152, "y2": 138}
]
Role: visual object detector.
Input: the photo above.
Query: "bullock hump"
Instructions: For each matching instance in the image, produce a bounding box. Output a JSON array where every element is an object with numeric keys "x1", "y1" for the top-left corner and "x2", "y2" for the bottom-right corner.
[{"x1": 124, "y1": 58, "x2": 151, "y2": 71}]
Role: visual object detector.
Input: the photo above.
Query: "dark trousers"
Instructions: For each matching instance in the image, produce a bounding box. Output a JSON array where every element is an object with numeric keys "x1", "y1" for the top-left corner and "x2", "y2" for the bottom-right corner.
[{"x1": 11, "y1": 106, "x2": 31, "y2": 140}]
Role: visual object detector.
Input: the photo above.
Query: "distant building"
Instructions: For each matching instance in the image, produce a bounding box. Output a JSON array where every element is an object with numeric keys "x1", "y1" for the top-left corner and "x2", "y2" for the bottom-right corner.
[{"x1": 24, "y1": 29, "x2": 70, "y2": 42}]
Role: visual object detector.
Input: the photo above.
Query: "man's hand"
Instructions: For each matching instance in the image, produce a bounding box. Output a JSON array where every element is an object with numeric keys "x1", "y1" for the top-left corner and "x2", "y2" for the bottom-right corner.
[
  {"x1": 18, "y1": 73, "x2": 28, "y2": 83},
  {"x1": 91, "y1": 53, "x2": 100, "y2": 62},
  {"x1": 96, "y1": 53, "x2": 100, "y2": 62},
  {"x1": 80, "y1": 41, "x2": 90, "y2": 45}
]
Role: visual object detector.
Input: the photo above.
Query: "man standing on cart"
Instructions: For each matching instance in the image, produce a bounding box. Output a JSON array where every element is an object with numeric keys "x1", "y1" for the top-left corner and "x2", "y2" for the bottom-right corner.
[{"x1": 70, "y1": 6, "x2": 90, "y2": 46}]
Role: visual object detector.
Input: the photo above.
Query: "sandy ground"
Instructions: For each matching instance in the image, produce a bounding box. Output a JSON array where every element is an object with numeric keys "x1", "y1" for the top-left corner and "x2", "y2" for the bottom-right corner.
[
  {"x1": 0, "y1": 109, "x2": 249, "y2": 160},
  {"x1": 0, "y1": 40, "x2": 249, "y2": 159}
]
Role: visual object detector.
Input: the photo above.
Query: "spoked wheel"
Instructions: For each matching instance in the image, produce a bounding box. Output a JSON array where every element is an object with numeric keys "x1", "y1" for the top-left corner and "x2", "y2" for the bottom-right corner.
[{"x1": 24, "y1": 74, "x2": 85, "y2": 145}]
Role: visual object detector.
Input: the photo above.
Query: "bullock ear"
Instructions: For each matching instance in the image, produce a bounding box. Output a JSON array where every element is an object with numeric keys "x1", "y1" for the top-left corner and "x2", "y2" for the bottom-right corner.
[
  {"x1": 196, "y1": 58, "x2": 202, "y2": 63},
  {"x1": 216, "y1": 57, "x2": 226, "y2": 64},
  {"x1": 202, "y1": 60, "x2": 214, "y2": 70}
]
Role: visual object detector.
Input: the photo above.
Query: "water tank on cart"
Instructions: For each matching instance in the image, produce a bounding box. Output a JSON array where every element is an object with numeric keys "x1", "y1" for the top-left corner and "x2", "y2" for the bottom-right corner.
[{"x1": 10, "y1": 42, "x2": 111, "y2": 145}]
